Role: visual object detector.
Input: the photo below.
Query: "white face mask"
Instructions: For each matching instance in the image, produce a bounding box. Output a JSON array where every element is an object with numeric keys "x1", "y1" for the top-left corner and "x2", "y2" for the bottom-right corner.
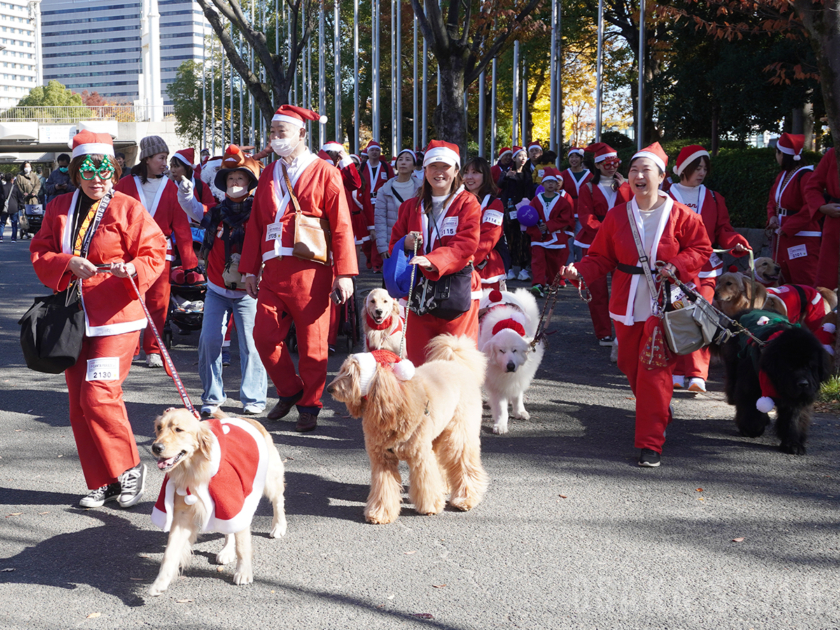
[
  {"x1": 23, "y1": 167, "x2": 31, "y2": 174},
  {"x1": 271, "y1": 136, "x2": 299, "y2": 158},
  {"x1": 226, "y1": 185, "x2": 246, "y2": 197}
]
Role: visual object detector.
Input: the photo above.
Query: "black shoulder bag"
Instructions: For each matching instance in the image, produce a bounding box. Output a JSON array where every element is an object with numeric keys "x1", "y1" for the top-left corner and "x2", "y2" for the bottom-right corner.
[{"x1": 19, "y1": 192, "x2": 112, "y2": 374}]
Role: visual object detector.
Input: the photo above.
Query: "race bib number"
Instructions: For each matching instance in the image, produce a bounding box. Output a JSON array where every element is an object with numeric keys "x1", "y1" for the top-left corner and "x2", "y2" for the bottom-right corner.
[
  {"x1": 381, "y1": 172, "x2": 387, "y2": 180},
  {"x1": 265, "y1": 222, "x2": 283, "y2": 242},
  {"x1": 86, "y1": 357, "x2": 119, "y2": 382},
  {"x1": 441, "y1": 216, "x2": 459, "y2": 237},
  {"x1": 482, "y1": 209, "x2": 503, "y2": 226},
  {"x1": 787, "y1": 244, "x2": 807, "y2": 260},
  {"x1": 709, "y1": 253, "x2": 723, "y2": 268},
  {"x1": 509, "y1": 210, "x2": 518, "y2": 220}
]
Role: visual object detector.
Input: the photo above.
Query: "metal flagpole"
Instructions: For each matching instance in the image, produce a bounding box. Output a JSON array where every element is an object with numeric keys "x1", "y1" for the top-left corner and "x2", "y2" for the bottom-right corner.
[
  {"x1": 291, "y1": 6, "x2": 296, "y2": 104},
  {"x1": 239, "y1": 29, "x2": 244, "y2": 146},
  {"x1": 249, "y1": 0, "x2": 255, "y2": 148},
  {"x1": 421, "y1": 28, "x2": 428, "y2": 146},
  {"x1": 306, "y1": 30, "x2": 312, "y2": 149},
  {"x1": 521, "y1": 55, "x2": 527, "y2": 146},
  {"x1": 202, "y1": 19, "x2": 206, "y2": 151},
  {"x1": 490, "y1": 58, "x2": 497, "y2": 160},
  {"x1": 221, "y1": 40, "x2": 225, "y2": 151},
  {"x1": 334, "y1": 0, "x2": 340, "y2": 142},
  {"x1": 391, "y1": 0, "x2": 396, "y2": 155},
  {"x1": 595, "y1": 0, "x2": 604, "y2": 142},
  {"x1": 512, "y1": 40, "x2": 519, "y2": 146},
  {"x1": 353, "y1": 0, "x2": 359, "y2": 152},
  {"x1": 549, "y1": 0, "x2": 556, "y2": 153},
  {"x1": 555, "y1": 0, "x2": 563, "y2": 158},
  {"x1": 319, "y1": 0, "x2": 325, "y2": 146},
  {"x1": 211, "y1": 35, "x2": 216, "y2": 155},
  {"x1": 395, "y1": 0, "x2": 402, "y2": 152},
  {"x1": 229, "y1": 41, "x2": 234, "y2": 145},
  {"x1": 637, "y1": 0, "x2": 645, "y2": 149},
  {"x1": 478, "y1": 70, "x2": 485, "y2": 157},
  {"x1": 372, "y1": 0, "x2": 379, "y2": 142},
  {"x1": 412, "y1": 12, "x2": 418, "y2": 150}
]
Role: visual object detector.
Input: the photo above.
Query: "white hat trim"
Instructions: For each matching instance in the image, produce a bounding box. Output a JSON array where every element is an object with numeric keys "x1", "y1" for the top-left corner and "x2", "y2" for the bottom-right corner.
[
  {"x1": 71, "y1": 143, "x2": 115, "y2": 159},
  {"x1": 499, "y1": 149, "x2": 512, "y2": 158},
  {"x1": 777, "y1": 142, "x2": 802, "y2": 160},
  {"x1": 398, "y1": 148, "x2": 417, "y2": 161},
  {"x1": 593, "y1": 151, "x2": 617, "y2": 163},
  {"x1": 272, "y1": 114, "x2": 305, "y2": 127},
  {"x1": 322, "y1": 142, "x2": 344, "y2": 152},
  {"x1": 424, "y1": 146, "x2": 460, "y2": 168},
  {"x1": 673, "y1": 149, "x2": 709, "y2": 176},
  {"x1": 541, "y1": 175, "x2": 559, "y2": 183},
  {"x1": 632, "y1": 150, "x2": 666, "y2": 172},
  {"x1": 512, "y1": 147, "x2": 527, "y2": 158},
  {"x1": 568, "y1": 148, "x2": 584, "y2": 156},
  {"x1": 173, "y1": 152, "x2": 193, "y2": 167},
  {"x1": 356, "y1": 353, "x2": 377, "y2": 397}
]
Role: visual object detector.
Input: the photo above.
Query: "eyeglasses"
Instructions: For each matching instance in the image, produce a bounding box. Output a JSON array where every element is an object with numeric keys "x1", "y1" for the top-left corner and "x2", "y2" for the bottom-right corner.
[{"x1": 79, "y1": 154, "x2": 115, "y2": 181}]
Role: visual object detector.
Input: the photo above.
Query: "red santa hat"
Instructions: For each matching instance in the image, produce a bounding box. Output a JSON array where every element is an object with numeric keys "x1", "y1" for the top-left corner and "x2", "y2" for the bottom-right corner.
[
  {"x1": 423, "y1": 140, "x2": 460, "y2": 168},
  {"x1": 365, "y1": 140, "x2": 382, "y2": 152},
  {"x1": 492, "y1": 317, "x2": 526, "y2": 338},
  {"x1": 527, "y1": 141, "x2": 542, "y2": 152},
  {"x1": 584, "y1": 142, "x2": 618, "y2": 164},
  {"x1": 355, "y1": 349, "x2": 415, "y2": 396},
  {"x1": 498, "y1": 147, "x2": 512, "y2": 159},
  {"x1": 272, "y1": 104, "x2": 327, "y2": 127},
  {"x1": 632, "y1": 142, "x2": 668, "y2": 173},
  {"x1": 673, "y1": 145, "x2": 709, "y2": 177},
  {"x1": 173, "y1": 148, "x2": 196, "y2": 168},
  {"x1": 568, "y1": 147, "x2": 585, "y2": 157},
  {"x1": 322, "y1": 141, "x2": 344, "y2": 153},
  {"x1": 317, "y1": 149, "x2": 335, "y2": 165},
  {"x1": 757, "y1": 369, "x2": 778, "y2": 413},
  {"x1": 540, "y1": 167, "x2": 562, "y2": 183},
  {"x1": 479, "y1": 288, "x2": 522, "y2": 312},
  {"x1": 70, "y1": 130, "x2": 114, "y2": 159},
  {"x1": 350, "y1": 153, "x2": 361, "y2": 164},
  {"x1": 512, "y1": 146, "x2": 527, "y2": 159},
  {"x1": 777, "y1": 133, "x2": 804, "y2": 161}
]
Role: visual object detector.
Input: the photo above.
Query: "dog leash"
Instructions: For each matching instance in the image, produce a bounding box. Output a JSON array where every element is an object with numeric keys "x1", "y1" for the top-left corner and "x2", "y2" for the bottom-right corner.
[
  {"x1": 531, "y1": 272, "x2": 581, "y2": 350},
  {"x1": 399, "y1": 234, "x2": 420, "y2": 360}
]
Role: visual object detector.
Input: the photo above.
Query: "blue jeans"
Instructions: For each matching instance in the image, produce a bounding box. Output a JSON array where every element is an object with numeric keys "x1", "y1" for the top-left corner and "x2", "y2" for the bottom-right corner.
[
  {"x1": 199, "y1": 288, "x2": 267, "y2": 409},
  {"x1": 0, "y1": 212, "x2": 17, "y2": 240}
]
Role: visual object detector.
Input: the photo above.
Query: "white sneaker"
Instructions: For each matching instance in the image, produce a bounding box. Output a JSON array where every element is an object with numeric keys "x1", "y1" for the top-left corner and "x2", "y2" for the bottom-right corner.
[
  {"x1": 201, "y1": 404, "x2": 220, "y2": 418},
  {"x1": 688, "y1": 378, "x2": 706, "y2": 393},
  {"x1": 146, "y1": 353, "x2": 163, "y2": 368},
  {"x1": 506, "y1": 269, "x2": 516, "y2": 280},
  {"x1": 242, "y1": 403, "x2": 265, "y2": 415},
  {"x1": 517, "y1": 269, "x2": 531, "y2": 282},
  {"x1": 672, "y1": 375, "x2": 685, "y2": 389}
]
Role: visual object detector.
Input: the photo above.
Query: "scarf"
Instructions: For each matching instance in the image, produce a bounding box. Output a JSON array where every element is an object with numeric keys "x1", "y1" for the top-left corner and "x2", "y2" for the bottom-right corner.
[{"x1": 201, "y1": 196, "x2": 253, "y2": 263}]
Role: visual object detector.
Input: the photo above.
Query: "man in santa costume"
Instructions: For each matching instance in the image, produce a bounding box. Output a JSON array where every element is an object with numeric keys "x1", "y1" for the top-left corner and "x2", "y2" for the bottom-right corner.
[
  {"x1": 241, "y1": 105, "x2": 357, "y2": 432},
  {"x1": 804, "y1": 147, "x2": 840, "y2": 289},
  {"x1": 561, "y1": 147, "x2": 594, "y2": 262},
  {"x1": 526, "y1": 141, "x2": 543, "y2": 180},
  {"x1": 524, "y1": 167, "x2": 574, "y2": 296},
  {"x1": 359, "y1": 140, "x2": 393, "y2": 272}
]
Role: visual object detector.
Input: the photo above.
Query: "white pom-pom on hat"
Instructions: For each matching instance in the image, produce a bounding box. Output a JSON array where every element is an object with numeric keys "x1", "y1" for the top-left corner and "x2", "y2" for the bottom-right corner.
[
  {"x1": 319, "y1": 115, "x2": 328, "y2": 124},
  {"x1": 184, "y1": 494, "x2": 198, "y2": 505},
  {"x1": 392, "y1": 359, "x2": 415, "y2": 382},
  {"x1": 756, "y1": 396, "x2": 775, "y2": 413}
]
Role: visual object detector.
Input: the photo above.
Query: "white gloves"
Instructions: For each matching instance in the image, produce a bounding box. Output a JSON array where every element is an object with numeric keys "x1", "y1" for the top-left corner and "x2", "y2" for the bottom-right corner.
[{"x1": 178, "y1": 175, "x2": 194, "y2": 201}]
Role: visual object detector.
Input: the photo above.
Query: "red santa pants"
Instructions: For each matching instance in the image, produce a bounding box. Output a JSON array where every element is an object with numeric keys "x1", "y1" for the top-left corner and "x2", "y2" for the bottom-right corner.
[
  {"x1": 531, "y1": 246, "x2": 565, "y2": 287},
  {"x1": 778, "y1": 234, "x2": 820, "y2": 286},
  {"x1": 65, "y1": 331, "x2": 141, "y2": 489},
  {"x1": 674, "y1": 278, "x2": 715, "y2": 380},
  {"x1": 586, "y1": 274, "x2": 613, "y2": 339},
  {"x1": 362, "y1": 240, "x2": 383, "y2": 271},
  {"x1": 614, "y1": 321, "x2": 676, "y2": 454},
  {"x1": 140, "y1": 260, "x2": 171, "y2": 356},
  {"x1": 816, "y1": 217, "x2": 839, "y2": 290},
  {"x1": 405, "y1": 299, "x2": 480, "y2": 366},
  {"x1": 254, "y1": 257, "x2": 333, "y2": 411}
]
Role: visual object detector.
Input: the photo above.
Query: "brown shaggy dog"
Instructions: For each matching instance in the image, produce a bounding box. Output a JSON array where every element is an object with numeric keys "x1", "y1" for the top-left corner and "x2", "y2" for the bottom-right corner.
[
  {"x1": 753, "y1": 257, "x2": 781, "y2": 286},
  {"x1": 148, "y1": 409, "x2": 286, "y2": 596},
  {"x1": 714, "y1": 272, "x2": 769, "y2": 317},
  {"x1": 327, "y1": 334, "x2": 489, "y2": 525},
  {"x1": 363, "y1": 288, "x2": 403, "y2": 354}
]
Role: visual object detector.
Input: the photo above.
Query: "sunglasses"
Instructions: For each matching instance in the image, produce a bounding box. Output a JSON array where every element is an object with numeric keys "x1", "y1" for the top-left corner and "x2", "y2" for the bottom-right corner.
[{"x1": 79, "y1": 155, "x2": 115, "y2": 181}]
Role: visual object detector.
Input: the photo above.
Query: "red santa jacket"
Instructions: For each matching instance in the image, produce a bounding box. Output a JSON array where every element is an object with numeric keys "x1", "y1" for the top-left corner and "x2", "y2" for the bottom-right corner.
[
  {"x1": 668, "y1": 185, "x2": 748, "y2": 278},
  {"x1": 561, "y1": 168, "x2": 594, "y2": 217},
  {"x1": 766, "y1": 166, "x2": 820, "y2": 238},
  {"x1": 473, "y1": 194, "x2": 506, "y2": 285},
  {"x1": 766, "y1": 284, "x2": 827, "y2": 333},
  {"x1": 805, "y1": 148, "x2": 840, "y2": 214},
  {"x1": 30, "y1": 190, "x2": 166, "y2": 336},
  {"x1": 115, "y1": 175, "x2": 198, "y2": 268},
  {"x1": 152, "y1": 417, "x2": 268, "y2": 535},
  {"x1": 526, "y1": 191, "x2": 574, "y2": 250},
  {"x1": 240, "y1": 151, "x2": 358, "y2": 278},
  {"x1": 575, "y1": 180, "x2": 633, "y2": 248},
  {"x1": 388, "y1": 188, "x2": 482, "y2": 297},
  {"x1": 361, "y1": 159, "x2": 394, "y2": 205},
  {"x1": 575, "y1": 195, "x2": 713, "y2": 326}
]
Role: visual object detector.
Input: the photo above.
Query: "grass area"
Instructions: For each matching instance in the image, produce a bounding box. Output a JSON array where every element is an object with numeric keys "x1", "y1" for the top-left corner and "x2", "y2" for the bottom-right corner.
[{"x1": 817, "y1": 375, "x2": 840, "y2": 412}]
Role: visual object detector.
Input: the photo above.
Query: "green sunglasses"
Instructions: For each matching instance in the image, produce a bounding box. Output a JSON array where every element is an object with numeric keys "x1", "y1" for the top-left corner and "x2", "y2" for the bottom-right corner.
[{"x1": 79, "y1": 154, "x2": 116, "y2": 181}]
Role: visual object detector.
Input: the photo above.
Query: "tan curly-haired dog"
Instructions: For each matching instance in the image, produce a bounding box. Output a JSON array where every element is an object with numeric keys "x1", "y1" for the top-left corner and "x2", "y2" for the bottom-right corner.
[{"x1": 328, "y1": 334, "x2": 489, "y2": 525}]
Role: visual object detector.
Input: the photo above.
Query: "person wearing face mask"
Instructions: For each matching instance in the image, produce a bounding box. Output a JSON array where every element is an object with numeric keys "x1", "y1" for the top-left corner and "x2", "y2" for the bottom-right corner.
[
  {"x1": 575, "y1": 143, "x2": 633, "y2": 346},
  {"x1": 17, "y1": 161, "x2": 41, "y2": 206},
  {"x1": 176, "y1": 144, "x2": 267, "y2": 417},
  {"x1": 240, "y1": 105, "x2": 357, "y2": 433},
  {"x1": 668, "y1": 145, "x2": 750, "y2": 394},
  {"x1": 388, "y1": 140, "x2": 482, "y2": 366},
  {"x1": 116, "y1": 136, "x2": 198, "y2": 368},
  {"x1": 45, "y1": 154, "x2": 77, "y2": 204},
  {"x1": 561, "y1": 143, "x2": 712, "y2": 468}
]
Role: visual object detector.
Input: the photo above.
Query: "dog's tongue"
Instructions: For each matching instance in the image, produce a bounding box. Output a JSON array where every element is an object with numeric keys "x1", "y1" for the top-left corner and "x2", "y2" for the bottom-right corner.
[{"x1": 157, "y1": 456, "x2": 176, "y2": 470}]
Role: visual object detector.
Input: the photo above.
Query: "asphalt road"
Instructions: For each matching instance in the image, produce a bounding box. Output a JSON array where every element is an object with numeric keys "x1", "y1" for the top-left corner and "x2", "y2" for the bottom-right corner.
[{"x1": 1, "y1": 239, "x2": 838, "y2": 629}]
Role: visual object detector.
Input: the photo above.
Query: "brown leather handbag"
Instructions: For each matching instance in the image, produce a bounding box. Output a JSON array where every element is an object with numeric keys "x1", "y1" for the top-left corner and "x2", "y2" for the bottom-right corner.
[{"x1": 282, "y1": 164, "x2": 331, "y2": 265}]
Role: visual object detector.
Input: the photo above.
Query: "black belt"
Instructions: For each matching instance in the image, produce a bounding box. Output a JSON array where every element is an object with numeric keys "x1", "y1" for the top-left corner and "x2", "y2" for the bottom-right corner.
[{"x1": 617, "y1": 263, "x2": 645, "y2": 275}]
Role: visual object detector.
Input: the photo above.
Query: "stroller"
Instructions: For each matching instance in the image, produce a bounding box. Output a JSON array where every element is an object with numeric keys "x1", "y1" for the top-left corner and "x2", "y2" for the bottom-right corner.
[
  {"x1": 162, "y1": 227, "x2": 207, "y2": 349},
  {"x1": 18, "y1": 204, "x2": 44, "y2": 239}
]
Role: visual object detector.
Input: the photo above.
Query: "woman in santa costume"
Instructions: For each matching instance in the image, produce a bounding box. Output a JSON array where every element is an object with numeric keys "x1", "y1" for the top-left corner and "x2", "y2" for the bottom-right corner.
[
  {"x1": 765, "y1": 134, "x2": 819, "y2": 286},
  {"x1": 388, "y1": 140, "x2": 482, "y2": 365},
  {"x1": 463, "y1": 156, "x2": 507, "y2": 291},
  {"x1": 561, "y1": 147, "x2": 594, "y2": 263},
  {"x1": 805, "y1": 146, "x2": 840, "y2": 290},
  {"x1": 524, "y1": 167, "x2": 574, "y2": 297},
  {"x1": 241, "y1": 105, "x2": 357, "y2": 433},
  {"x1": 359, "y1": 140, "x2": 394, "y2": 272},
  {"x1": 561, "y1": 143, "x2": 712, "y2": 467},
  {"x1": 490, "y1": 147, "x2": 514, "y2": 187},
  {"x1": 575, "y1": 142, "x2": 633, "y2": 346},
  {"x1": 667, "y1": 145, "x2": 750, "y2": 393},
  {"x1": 169, "y1": 148, "x2": 218, "y2": 231},
  {"x1": 30, "y1": 130, "x2": 167, "y2": 507},
  {"x1": 115, "y1": 136, "x2": 198, "y2": 368}
]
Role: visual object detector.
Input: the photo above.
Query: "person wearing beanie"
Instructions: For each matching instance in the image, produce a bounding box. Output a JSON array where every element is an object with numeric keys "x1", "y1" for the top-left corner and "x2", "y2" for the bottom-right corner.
[
  {"x1": 175, "y1": 144, "x2": 268, "y2": 418},
  {"x1": 524, "y1": 167, "x2": 574, "y2": 297},
  {"x1": 359, "y1": 140, "x2": 394, "y2": 272},
  {"x1": 765, "y1": 134, "x2": 819, "y2": 286},
  {"x1": 30, "y1": 130, "x2": 167, "y2": 509},
  {"x1": 561, "y1": 143, "x2": 712, "y2": 468},
  {"x1": 116, "y1": 136, "x2": 198, "y2": 368},
  {"x1": 667, "y1": 145, "x2": 751, "y2": 393},
  {"x1": 462, "y1": 156, "x2": 508, "y2": 292},
  {"x1": 240, "y1": 105, "x2": 357, "y2": 433},
  {"x1": 804, "y1": 146, "x2": 840, "y2": 289},
  {"x1": 561, "y1": 147, "x2": 594, "y2": 263},
  {"x1": 575, "y1": 142, "x2": 633, "y2": 346},
  {"x1": 388, "y1": 139, "x2": 482, "y2": 365}
]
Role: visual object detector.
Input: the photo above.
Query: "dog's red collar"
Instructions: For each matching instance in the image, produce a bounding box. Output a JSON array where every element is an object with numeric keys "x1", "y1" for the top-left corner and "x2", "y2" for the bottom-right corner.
[{"x1": 366, "y1": 313, "x2": 393, "y2": 331}]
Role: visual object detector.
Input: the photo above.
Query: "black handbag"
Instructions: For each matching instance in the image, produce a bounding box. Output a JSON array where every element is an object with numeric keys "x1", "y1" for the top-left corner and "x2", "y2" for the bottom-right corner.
[
  {"x1": 18, "y1": 285, "x2": 85, "y2": 374},
  {"x1": 409, "y1": 263, "x2": 473, "y2": 321}
]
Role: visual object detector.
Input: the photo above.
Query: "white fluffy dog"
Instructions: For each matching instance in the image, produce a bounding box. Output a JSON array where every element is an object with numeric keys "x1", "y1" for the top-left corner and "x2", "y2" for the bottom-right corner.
[{"x1": 478, "y1": 288, "x2": 545, "y2": 434}]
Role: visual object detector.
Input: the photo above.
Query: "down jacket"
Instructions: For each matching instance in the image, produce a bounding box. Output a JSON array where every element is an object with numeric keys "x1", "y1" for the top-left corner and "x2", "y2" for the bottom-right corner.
[{"x1": 374, "y1": 176, "x2": 421, "y2": 254}]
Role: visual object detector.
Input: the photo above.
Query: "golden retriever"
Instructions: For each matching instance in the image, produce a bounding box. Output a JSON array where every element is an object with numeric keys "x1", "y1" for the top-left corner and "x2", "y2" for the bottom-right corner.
[
  {"x1": 714, "y1": 272, "x2": 769, "y2": 317},
  {"x1": 327, "y1": 334, "x2": 489, "y2": 525},
  {"x1": 363, "y1": 288, "x2": 403, "y2": 354},
  {"x1": 753, "y1": 257, "x2": 781, "y2": 286},
  {"x1": 148, "y1": 409, "x2": 286, "y2": 596}
]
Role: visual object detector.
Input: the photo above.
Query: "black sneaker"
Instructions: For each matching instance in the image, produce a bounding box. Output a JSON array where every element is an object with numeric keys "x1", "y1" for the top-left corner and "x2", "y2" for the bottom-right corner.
[
  {"x1": 638, "y1": 448, "x2": 661, "y2": 467},
  {"x1": 79, "y1": 483, "x2": 121, "y2": 508},
  {"x1": 117, "y1": 463, "x2": 147, "y2": 508}
]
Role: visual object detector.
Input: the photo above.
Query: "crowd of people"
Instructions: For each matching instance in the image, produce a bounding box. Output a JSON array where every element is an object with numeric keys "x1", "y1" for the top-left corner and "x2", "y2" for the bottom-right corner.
[{"x1": 23, "y1": 108, "x2": 840, "y2": 504}]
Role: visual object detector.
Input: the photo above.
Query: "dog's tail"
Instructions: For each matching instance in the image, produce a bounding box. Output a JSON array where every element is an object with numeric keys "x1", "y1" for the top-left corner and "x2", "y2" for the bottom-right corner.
[{"x1": 425, "y1": 334, "x2": 487, "y2": 383}]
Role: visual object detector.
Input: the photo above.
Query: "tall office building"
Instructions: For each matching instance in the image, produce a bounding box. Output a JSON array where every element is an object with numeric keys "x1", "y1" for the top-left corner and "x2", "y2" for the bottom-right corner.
[
  {"x1": 41, "y1": 0, "x2": 205, "y2": 104},
  {"x1": 0, "y1": 1, "x2": 39, "y2": 108}
]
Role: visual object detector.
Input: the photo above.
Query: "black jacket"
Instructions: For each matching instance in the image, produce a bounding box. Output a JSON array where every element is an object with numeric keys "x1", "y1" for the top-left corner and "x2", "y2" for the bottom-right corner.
[{"x1": 1, "y1": 182, "x2": 23, "y2": 215}]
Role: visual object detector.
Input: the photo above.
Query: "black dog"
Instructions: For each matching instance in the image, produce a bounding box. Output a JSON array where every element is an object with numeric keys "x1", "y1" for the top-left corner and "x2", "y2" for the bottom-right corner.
[{"x1": 722, "y1": 319, "x2": 830, "y2": 455}]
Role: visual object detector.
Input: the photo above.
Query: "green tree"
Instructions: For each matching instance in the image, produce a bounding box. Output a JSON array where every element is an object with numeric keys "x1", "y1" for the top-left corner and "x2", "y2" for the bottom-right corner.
[{"x1": 6, "y1": 80, "x2": 92, "y2": 122}]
